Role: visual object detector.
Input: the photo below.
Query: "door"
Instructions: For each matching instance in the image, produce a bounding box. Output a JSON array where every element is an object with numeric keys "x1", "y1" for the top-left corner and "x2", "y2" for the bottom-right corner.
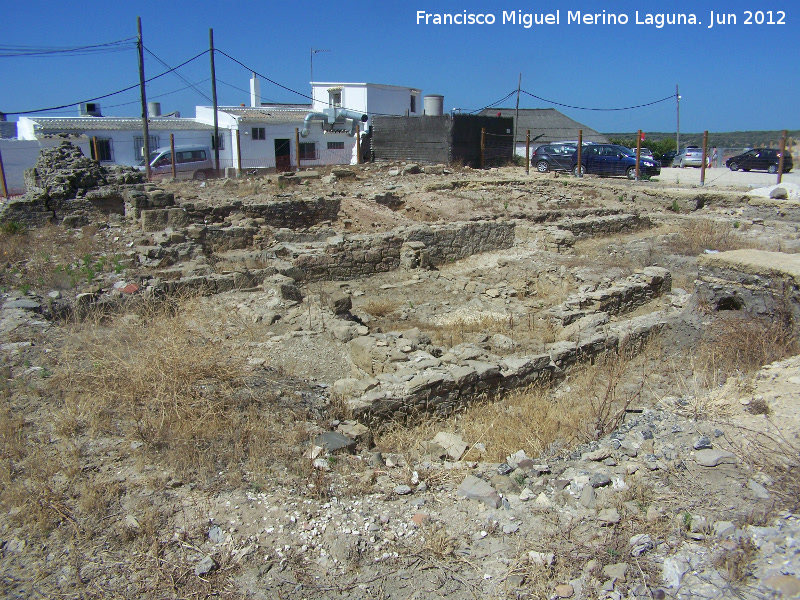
[
  {"x1": 274, "y1": 139, "x2": 291, "y2": 172},
  {"x1": 583, "y1": 145, "x2": 602, "y2": 174}
]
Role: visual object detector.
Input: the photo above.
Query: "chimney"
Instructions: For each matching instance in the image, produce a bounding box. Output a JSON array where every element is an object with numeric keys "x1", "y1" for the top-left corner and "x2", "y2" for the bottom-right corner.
[{"x1": 250, "y1": 73, "x2": 261, "y2": 108}]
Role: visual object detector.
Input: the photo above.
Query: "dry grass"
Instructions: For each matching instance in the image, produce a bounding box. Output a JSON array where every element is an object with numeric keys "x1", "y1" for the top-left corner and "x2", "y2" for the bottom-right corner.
[
  {"x1": 47, "y1": 296, "x2": 307, "y2": 484},
  {"x1": 694, "y1": 312, "x2": 797, "y2": 381},
  {"x1": 669, "y1": 219, "x2": 754, "y2": 256},
  {"x1": 362, "y1": 298, "x2": 401, "y2": 317},
  {"x1": 0, "y1": 222, "x2": 127, "y2": 293}
]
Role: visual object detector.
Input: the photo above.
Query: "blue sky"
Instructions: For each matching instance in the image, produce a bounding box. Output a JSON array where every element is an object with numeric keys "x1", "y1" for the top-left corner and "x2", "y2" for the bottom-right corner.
[{"x1": 2, "y1": 0, "x2": 797, "y2": 133}]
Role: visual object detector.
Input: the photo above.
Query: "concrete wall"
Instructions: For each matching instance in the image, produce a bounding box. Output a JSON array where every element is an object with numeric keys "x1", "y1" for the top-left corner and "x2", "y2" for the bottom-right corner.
[{"x1": 0, "y1": 137, "x2": 92, "y2": 195}]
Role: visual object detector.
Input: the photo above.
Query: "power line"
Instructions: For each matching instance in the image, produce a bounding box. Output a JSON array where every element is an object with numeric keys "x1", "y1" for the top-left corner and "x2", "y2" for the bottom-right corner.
[
  {"x1": 102, "y1": 78, "x2": 212, "y2": 110},
  {"x1": 144, "y1": 45, "x2": 212, "y2": 103},
  {"x1": 0, "y1": 38, "x2": 136, "y2": 58},
  {"x1": 5, "y1": 50, "x2": 209, "y2": 115},
  {"x1": 466, "y1": 91, "x2": 517, "y2": 114},
  {"x1": 520, "y1": 90, "x2": 676, "y2": 111}
]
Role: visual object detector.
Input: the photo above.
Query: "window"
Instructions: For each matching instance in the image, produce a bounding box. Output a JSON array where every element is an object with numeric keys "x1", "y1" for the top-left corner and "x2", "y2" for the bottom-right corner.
[
  {"x1": 211, "y1": 133, "x2": 225, "y2": 150},
  {"x1": 252, "y1": 127, "x2": 266, "y2": 140},
  {"x1": 410, "y1": 95, "x2": 417, "y2": 113},
  {"x1": 90, "y1": 138, "x2": 113, "y2": 162},
  {"x1": 134, "y1": 135, "x2": 159, "y2": 160},
  {"x1": 330, "y1": 92, "x2": 342, "y2": 108},
  {"x1": 299, "y1": 142, "x2": 317, "y2": 160},
  {"x1": 327, "y1": 141, "x2": 345, "y2": 150}
]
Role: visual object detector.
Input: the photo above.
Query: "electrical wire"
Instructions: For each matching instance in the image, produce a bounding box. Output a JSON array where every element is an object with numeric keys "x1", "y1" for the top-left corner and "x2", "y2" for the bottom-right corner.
[
  {"x1": 101, "y1": 78, "x2": 212, "y2": 110},
  {"x1": 0, "y1": 38, "x2": 136, "y2": 58},
  {"x1": 5, "y1": 50, "x2": 209, "y2": 115},
  {"x1": 520, "y1": 90, "x2": 676, "y2": 111},
  {"x1": 465, "y1": 91, "x2": 517, "y2": 114},
  {"x1": 144, "y1": 45, "x2": 212, "y2": 103}
]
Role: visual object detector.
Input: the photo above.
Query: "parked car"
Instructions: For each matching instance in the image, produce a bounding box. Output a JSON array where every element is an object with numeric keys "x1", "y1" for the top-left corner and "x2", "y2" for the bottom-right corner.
[
  {"x1": 659, "y1": 150, "x2": 677, "y2": 167},
  {"x1": 140, "y1": 144, "x2": 215, "y2": 180},
  {"x1": 570, "y1": 144, "x2": 661, "y2": 179},
  {"x1": 530, "y1": 143, "x2": 577, "y2": 172},
  {"x1": 726, "y1": 148, "x2": 793, "y2": 173},
  {"x1": 673, "y1": 146, "x2": 704, "y2": 168}
]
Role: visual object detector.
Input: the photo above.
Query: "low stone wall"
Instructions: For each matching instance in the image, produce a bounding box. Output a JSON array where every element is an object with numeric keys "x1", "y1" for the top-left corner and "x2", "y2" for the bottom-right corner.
[
  {"x1": 547, "y1": 267, "x2": 672, "y2": 326},
  {"x1": 696, "y1": 249, "x2": 800, "y2": 323},
  {"x1": 342, "y1": 307, "x2": 675, "y2": 425},
  {"x1": 555, "y1": 213, "x2": 651, "y2": 238},
  {"x1": 177, "y1": 197, "x2": 341, "y2": 229},
  {"x1": 290, "y1": 221, "x2": 516, "y2": 282}
]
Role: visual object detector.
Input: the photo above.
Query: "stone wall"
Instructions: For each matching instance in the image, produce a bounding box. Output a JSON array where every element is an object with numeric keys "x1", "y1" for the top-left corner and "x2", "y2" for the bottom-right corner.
[
  {"x1": 289, "y1": 221, "x2": 516, "y2": 282},
  {"x1": 177, "y1": 197, "x2": 341, "y2": 229},
  {"x1": 696, "y1": 249, "x2": 800, "y2": 323}
]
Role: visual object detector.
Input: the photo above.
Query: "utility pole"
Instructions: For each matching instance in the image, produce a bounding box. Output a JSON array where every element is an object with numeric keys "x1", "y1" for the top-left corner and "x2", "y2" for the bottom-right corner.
[
  {"x1": 210, "y1": 29, "x2": 219, "y2": 177},
  {"x1": 137, "y1": 17, "x2": 151, "y2": 180},
  {"x1": 512, "y1": 73, "x2": 521, "y2": 160},
  {"x1": 676, "y1": 84, "x2": 681, "y2": 151}
]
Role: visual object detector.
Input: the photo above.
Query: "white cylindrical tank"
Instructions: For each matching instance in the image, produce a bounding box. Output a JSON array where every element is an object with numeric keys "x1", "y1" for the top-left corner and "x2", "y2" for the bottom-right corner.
[
  {"x1": 147, "y1": 102, "x2": 161, "y2": 117},
  {"x1": 424, "y1": 95, "x2": 444, "y2": 116}
]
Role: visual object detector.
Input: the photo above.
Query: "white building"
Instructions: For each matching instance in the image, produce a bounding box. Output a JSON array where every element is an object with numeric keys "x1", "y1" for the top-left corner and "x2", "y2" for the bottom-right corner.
[
  {"x1": 310, "y1": 82, "x2": 422, "y2": 133},
  {"x1": 17, "y1": 110, "x2": 219, "y2": 167}
]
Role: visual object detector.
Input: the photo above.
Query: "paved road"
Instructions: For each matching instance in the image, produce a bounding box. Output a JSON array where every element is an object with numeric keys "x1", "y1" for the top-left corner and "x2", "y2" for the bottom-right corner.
[{"x1": 652, "y1": 165, "x2": 799, "y2": 189}]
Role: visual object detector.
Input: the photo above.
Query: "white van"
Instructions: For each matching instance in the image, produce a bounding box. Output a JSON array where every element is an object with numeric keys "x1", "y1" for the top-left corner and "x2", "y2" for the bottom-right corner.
[{"x1": 143, "y1": 145, "x2": 214, "y2": 180}]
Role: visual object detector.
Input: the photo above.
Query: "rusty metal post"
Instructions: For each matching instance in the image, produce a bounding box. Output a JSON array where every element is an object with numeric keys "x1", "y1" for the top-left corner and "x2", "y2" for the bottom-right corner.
[
  {"x1": 525, "y1": 130, "x2": 530, "y2": 175},
  {"x1": 480, "y1": 128, "x2": 485, "y2": 169},
  {"x1": 92, "y1": 136, "x2": 100, "y2": 164},
  {"x1": 576, "y1": 129, "x2": 583, "y2": 177},
  {"x1": 635, "y1": 129, "x2": 642, "y2": 180},
  {"x1": 170, "y1": 134, "x2": 176, "y2": 179},
  {"x1": 0, "y1": 146, "x2": 8, "y2": 198},
  {"x1": 295, "y1": 128, "x2": 301, "y2": 171},
  {"x1": 356, "y1": 124, "x2": 361, "y2": 165},
  {"x1": 700, "y1": 130, "x2": 708, "y2": 186},
  {"x1": 777, "y1": 130, "x2": 787, "y2": 184}
]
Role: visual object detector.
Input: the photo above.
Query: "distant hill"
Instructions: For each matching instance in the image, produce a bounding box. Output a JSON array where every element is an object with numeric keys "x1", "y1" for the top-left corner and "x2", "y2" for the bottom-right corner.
[{"x1": 605, "y1": 131, "x2": 799, "y2": 149}]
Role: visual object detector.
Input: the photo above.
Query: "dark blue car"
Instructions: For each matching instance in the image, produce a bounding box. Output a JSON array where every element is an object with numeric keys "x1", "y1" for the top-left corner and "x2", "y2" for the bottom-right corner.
[{"x1": 571, "y1": 144, "x2": 661, "y2": 179}]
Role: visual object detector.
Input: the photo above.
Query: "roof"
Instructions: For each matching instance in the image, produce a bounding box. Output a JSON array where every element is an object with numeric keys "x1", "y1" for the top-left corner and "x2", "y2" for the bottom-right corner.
[
  {"x1": 26, "y1": 117, "x2": 215, "y2": 133},
  {"x1": 313, "y1": 82, "x2": 421, "y2": 93},
  {"x1": 477, "y1": 108, "x2": 609, "y2": 144},
  {"x1": 216, "y1": 108, "x2": 310, "y2": 124}
]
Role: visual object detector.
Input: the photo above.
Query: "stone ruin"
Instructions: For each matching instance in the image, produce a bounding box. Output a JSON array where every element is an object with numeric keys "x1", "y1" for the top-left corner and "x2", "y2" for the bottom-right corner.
[{"x1": 0, "y1": 141, "x2": 145, "y2": 227}]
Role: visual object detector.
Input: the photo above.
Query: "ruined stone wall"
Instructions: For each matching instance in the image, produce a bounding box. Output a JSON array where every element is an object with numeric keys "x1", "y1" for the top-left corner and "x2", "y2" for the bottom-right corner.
[
  {"x1": 178, "y1": 197, "x2": 340, "y2": 229},
  {"x1": 290, "y1": 221, "x2": 516, "y2": 282}
]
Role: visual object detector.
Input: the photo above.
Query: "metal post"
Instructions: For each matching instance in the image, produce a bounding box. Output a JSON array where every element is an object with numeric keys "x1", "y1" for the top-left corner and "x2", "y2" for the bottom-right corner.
[
  {"x1": 700, "y1": 130, "x2": 708, "y2": 186},
  {"x1": 512, "y1": 73, "x2": 521, "y2": 156},
  {"x1": 236, "y1": 129, "x2": 242, "y2": 176},
  {"x1": 295, "y1": 128, "x2": 301, "y2": 171},
  {"x1": 92, "y1": 136, "x2": 100, "y2": 163},
  {"x1": 137, "y1": 17, "x2": 152, "y2": 180},
  {"x1": 170, "y1": 134, "x2": 176, "y2": 179},
  {"x1": 778, "y1": 130, "x2": 787, "y2": 184},
  {"x1": 356, "y1": 124, "x2": 361, "y2": 165},
  {"x1": 480, "y1": 128, "x2": 486, "y2": 169},
  {"x1": 209, "y1": 29, "x2": 219, "y2": 178},
  {"x1": 676, "y1": 84, "x2": 680, "y2": 153},
  {"x1": 576, "y1": 129, "x2": 583, "y2": 177},
  {"x1": 635, "y1": 129, "x2": 642, "y2": 180},
  {"x1": 0, "y1": 146, "x2": 8, "y2": 198},
  {"x1": 525, "y1": 130, "x2": 530, "y2": 175}
]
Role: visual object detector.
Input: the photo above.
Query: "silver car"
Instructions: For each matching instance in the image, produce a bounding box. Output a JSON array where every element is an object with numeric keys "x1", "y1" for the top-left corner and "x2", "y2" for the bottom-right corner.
[{"x1": 673, "y1": 146, "x2": 704, "y2": 168}]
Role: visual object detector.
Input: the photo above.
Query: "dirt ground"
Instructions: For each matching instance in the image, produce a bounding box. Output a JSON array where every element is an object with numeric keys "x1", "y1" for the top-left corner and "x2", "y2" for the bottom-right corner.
[{"x1": 1, "y1": 163, "x2": 800, "y2": 599}]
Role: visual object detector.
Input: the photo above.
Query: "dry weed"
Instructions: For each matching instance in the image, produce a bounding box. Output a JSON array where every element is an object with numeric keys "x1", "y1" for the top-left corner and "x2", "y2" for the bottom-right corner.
[
  {"x1": 670, "y1": 219, "x2": 753, "y2": 255},
  {"x1": 362, "y1": 298, "x2": 400, "y2": 317},
  {"x1": 47, "y1": 295, "x2": 302, "y2": 485}
]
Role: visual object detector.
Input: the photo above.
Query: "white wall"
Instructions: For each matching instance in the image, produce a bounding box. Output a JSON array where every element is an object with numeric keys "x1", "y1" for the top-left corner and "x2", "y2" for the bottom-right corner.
[
  {"x1": 0, "y1": 138, "x2": 92, "y2": 195},
  {"x1": 238, "y1": 121, "x2": 357, "y2": 168}
]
